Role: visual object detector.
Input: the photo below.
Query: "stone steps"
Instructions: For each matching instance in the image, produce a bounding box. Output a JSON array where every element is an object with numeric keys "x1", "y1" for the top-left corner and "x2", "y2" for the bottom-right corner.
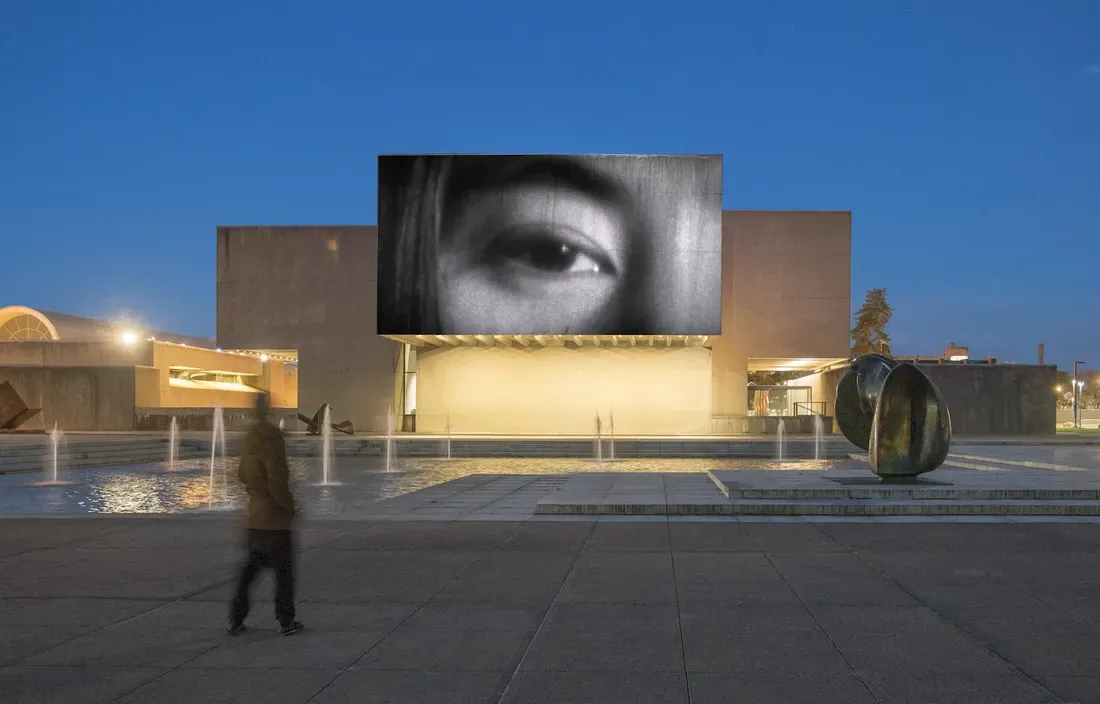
[
  {"x1": 533, "y1": 469, "x2": 1100, "y2": 516},
  {"x1": 536, "y1": 497, "x2": 1100, "y2": 517}
]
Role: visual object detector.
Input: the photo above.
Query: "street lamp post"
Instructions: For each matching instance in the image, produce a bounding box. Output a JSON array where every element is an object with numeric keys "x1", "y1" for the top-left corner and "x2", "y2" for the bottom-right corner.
[{"x1": 1073, "y1": 361, "x2": 1085, "y2": 429}]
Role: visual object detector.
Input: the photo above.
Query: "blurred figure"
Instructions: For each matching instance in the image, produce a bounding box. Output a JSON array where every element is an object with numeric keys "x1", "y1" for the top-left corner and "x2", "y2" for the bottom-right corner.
[{"x1": 227, "y1": 393, "x2": 303, "y2": 636}]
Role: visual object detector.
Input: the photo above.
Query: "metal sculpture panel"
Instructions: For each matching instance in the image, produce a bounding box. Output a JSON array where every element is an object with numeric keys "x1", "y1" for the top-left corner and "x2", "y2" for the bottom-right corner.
[{"x1": 836, "y1": 354, "x2": 951, "y2": 479}]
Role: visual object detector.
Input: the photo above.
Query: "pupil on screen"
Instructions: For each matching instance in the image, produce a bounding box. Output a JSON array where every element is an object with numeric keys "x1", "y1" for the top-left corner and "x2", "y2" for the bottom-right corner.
[{"x1": 490, "y1": 234, "x2": 580, "y2": 273}]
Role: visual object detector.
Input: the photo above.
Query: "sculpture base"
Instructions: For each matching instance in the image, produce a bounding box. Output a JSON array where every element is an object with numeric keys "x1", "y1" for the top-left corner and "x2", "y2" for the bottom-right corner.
[{"x1": 828, "y1": 475, "x2": 954, "y2": 487}]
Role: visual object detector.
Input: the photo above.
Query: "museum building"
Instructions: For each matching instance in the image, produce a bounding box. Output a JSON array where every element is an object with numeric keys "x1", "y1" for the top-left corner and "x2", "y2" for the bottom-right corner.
[
  {"x1": 0, "y1": 210, "x2": 1056, "y2": 436},
  {"x1": 216, "y1": 210, "x2": 854, "y2": 436}
]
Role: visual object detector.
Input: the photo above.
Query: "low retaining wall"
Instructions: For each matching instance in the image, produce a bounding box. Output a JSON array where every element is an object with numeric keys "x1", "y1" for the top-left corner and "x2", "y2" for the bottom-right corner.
[
  {"x1": 191, "y1": 436, "x2": 858, "y2": 459},
  {"x1": 134, "y1": 408, "x2": 298, "y2": 432}
]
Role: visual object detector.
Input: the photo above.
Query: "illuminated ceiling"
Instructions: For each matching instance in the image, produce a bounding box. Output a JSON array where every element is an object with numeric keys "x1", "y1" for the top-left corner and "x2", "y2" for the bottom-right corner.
[
  {"x1": 747, "y1": 357, "x2": 850, "y2": 373},
  {"x1": 383, "y1": 334, "x2": 711, "y2": 349}
]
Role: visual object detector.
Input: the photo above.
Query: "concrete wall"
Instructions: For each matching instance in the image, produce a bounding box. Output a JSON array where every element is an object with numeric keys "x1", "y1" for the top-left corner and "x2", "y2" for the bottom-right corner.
[
  {"x1": 710, "y1": 211, "x2": 851, "y2": 417},
  {"x1": 919, "y1": 363, "x2": 1056, "y2": 436},
  {"x1": 795, "y1": 363, "x2": 1057, "y2": 437},
  {"x1": 217, "y1": 226, "x2": 397, "y2": 432},
  {"x1": 134, "y1": 407, "x2": 297, "y2": 432},
  {"x1": 0, "y1": 340, "x2": 154, "y2": 367},
  {"x1": 0, "y1": 366, "x2": 136, "y2": 431},
  {"x1": 416, "y1": 346, "x2": 712, "y2": 435}
]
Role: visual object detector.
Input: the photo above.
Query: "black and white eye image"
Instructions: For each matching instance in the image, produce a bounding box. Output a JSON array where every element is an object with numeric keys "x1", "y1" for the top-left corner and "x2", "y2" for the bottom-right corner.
[{"x1": 377, "y1": 154, "x2": 722, "y2": 336}]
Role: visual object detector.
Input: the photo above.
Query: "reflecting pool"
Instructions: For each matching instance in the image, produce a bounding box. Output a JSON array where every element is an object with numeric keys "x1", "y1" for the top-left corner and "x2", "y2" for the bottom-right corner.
[{"x1": 0, "y1": 456, "x2": 846, "y2": 516}]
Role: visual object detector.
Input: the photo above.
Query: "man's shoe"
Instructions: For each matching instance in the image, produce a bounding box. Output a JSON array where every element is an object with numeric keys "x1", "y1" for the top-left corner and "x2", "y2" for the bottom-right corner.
[
  {"x1": 226, "y1": 622, "x2": 247, "y2": 636},
  {"x1": 279, "y1": 620, "x2": 304, "y2": 636}
]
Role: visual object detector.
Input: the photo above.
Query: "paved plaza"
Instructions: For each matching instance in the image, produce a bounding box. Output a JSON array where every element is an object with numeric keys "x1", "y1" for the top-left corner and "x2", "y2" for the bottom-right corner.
[
  {"x1": 2, "y1": 514, "x2": 1099, "y2": 703},
  {"x1": 2, "y1": 441, "x2": 1099, "y2": 703}
]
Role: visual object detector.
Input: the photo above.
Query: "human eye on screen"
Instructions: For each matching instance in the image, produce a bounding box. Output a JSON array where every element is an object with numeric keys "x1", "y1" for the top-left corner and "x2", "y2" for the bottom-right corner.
[{"x1": 481, "y1": 223, "x2": 617, "y2": 279}]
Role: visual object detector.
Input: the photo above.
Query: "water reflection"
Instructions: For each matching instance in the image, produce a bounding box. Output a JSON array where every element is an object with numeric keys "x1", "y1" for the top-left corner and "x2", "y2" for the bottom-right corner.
[{"x1": 0, "y1": 456, "x2": 846, "y2": 516}]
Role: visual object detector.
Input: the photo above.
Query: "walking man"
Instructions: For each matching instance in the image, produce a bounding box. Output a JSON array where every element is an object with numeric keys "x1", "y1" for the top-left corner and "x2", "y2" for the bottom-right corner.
[{"x1": 228, "y1": 392, "x2": 304, "y2": 636}]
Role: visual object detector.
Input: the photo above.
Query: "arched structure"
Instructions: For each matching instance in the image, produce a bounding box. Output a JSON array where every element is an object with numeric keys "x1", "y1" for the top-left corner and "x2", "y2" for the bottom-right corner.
[{"x1": 0, "y1": 306, "x2": 60, "y2": 342}]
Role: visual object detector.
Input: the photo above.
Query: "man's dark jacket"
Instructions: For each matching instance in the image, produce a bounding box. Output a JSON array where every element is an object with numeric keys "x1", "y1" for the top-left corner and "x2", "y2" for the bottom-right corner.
[{"x1": 238, "y1": 420, "x2": 296, "y2": 531}]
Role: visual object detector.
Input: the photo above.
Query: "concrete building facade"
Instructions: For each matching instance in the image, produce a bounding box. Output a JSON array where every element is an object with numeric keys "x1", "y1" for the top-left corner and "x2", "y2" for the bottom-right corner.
[
  {"x1": 0, "y1": 306, "x2": 297, "y2": 431},
  {"x1": 216, "y1": 211, "x2": 853, "y2": 435}
]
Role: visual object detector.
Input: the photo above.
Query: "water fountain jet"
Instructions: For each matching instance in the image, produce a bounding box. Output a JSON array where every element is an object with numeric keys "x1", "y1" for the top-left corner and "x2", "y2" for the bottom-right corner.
[
  {"x1": 28, "y1": 422, "x2": 74, "y2": 486},
  {"x1": 445, "y1": 415, "x2": 452, "y2": 460},
  {"x1": 813, "y1": 414, "x2": 825, "y2": 461},
  {"x1": 608, "y1": 409, "x2": 615, "y2": 461},
  {"x1": 320, "y1": 405, "x2": 335, "y2": 485},
  {"x1": 385, "y1": 406, "x2": 396, "y2": 472},
  {"x1": 775, "y1": 418, "x2": 786, "y2": 462},
  {"x1": 168, "y1": 416, "x2": 179, "y2": 470},
  {"x1": 208, "y1": 406, "x2": 227, "y2": 508},
  {"x1": 595, "y1": 412, "x2": 603, "y2": 462}
]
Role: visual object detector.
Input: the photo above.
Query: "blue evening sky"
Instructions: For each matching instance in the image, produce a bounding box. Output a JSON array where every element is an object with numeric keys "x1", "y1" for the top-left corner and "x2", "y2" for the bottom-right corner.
[{"x1": 1, "y1": 0, "x2": 1097, "y2": 369}]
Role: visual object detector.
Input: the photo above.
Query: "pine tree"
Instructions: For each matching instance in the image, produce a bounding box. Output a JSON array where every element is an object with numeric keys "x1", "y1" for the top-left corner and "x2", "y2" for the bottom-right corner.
[{"x1": 851, "y1": 288, "x2": 894, "y2": 358}]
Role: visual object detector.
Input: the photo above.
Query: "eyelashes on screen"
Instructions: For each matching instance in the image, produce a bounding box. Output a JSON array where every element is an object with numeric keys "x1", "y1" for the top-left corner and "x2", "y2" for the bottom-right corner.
[{"x1": 481, "y1": 225, "x2": 617, "y2": 279}]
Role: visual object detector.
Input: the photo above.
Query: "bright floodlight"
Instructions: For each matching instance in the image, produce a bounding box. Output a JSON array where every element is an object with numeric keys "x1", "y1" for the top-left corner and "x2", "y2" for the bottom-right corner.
[
  {"x1": 119, "y1": 330, "x2": 138, "y2": 345},
  {"x1": 260, "y1": 353, "x2": 269, "y2": 362}
]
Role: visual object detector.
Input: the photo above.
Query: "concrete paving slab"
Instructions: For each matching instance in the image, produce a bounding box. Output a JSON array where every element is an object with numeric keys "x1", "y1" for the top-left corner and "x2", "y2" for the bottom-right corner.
[
  {"x1": 502, "y1": 672, "x2": 689, "y2": 704},
  {"x1": 681, "y1": 624, "x2": 853, "y2": 676},
  {"x1": 24, "y1": 625, "x2": 224, "y2": 667},
  {"x1": 861, "y1": 673, "x2": 1060, "y2": 704},
  {"x1": 430, "y1": 553, "x2": 576, "y2": 607},
  {"x1": 183, "y1": 629, "x2": 386, "y2": 670},
  {"x1": 0, "y1": 598, "x2": 166, "y2": 628},
  {"x1": 114, "y1": 667, "x2": 339, "y2": 704},
  {"x1": 520, "y1": 619, "x2": 684, "y2": 672},
  {"x1": 667, "y1": 521, "x2": 754, "y2": 551},
  {"x1": 678, "y1": 605, "x2": 819, "y2": 634},
  {"x1": 687, "y1": 672, "x2": 877, "y2": 704},
  {"x1": 494, "y1": 520, "x2": 595, "y2": 552},
  {"x1": 0, "y1": 665, "x2": 169, "y2": 704},
  {"x1": 832, "y1": 630, "x2": 1018, "y2": 678},
  {"x1": 586, "y1": 521, "x2": 671, "y2": 551},
  {"x1": 311, "y1": 670, "x2": 510, "y2": 704},
  {"x1": 0, "y1": 625, "x2": 96, "y2": 666},
  {"x1": 768, "y1": 552, "x2": 921, "y2": 606},
  {"x1": 355, "y1": 626, "x2": 533, "y2": 672},
  {"x1": 1039, "y1": 677, "x2": 1100, "y2": 704},
  {"x1": 672, "y1": 553, "x2": 801, "y2": 606},
  {"x1": 558, "y1": 552, "x2": 676, "y2": 605}
]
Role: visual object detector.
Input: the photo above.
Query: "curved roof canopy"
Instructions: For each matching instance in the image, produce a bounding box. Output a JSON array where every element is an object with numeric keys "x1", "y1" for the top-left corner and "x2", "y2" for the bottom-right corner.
[
  {"x1": 0, "y1": 306, "x2": 60, "y2": 341},
  {"x1": 0, "y1": 305, "x2": 215, "y2": 348}
]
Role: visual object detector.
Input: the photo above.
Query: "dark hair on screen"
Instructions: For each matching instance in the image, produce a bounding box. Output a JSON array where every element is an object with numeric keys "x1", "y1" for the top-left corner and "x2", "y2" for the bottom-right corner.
[
  {"x1": 377, "y1": 155, "x2": 653, "y2": 335},
  {"x1": 377, "y1": 155, "x2": 452, "y2": 334}
]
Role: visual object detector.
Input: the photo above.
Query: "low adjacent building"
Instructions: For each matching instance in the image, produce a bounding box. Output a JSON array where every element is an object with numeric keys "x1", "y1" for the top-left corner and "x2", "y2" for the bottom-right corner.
[{"x1": 0, "y1": 306, "x2": 296, "y2": 431}]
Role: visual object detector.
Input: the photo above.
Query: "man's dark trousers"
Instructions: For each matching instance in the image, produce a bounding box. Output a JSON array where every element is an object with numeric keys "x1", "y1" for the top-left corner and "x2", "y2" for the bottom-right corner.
[{"x1": 230, "y1": 528, "x2": 295, "y2": 626}]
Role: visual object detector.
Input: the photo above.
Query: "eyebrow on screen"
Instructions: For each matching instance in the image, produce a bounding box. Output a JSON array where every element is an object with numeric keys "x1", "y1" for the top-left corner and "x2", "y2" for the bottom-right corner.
[{"x1": 448, "y1": 156, "x2": 625, "y2": 205}]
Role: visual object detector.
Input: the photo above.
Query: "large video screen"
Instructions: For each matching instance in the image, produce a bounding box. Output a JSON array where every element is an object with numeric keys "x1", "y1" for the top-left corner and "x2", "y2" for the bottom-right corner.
[{"x1": 377, "y1": 154, "x2": 722, "y2": 336}]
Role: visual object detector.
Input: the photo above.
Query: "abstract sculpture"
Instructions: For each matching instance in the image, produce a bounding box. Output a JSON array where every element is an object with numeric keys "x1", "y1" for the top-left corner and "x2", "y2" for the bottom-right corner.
[
  {"x1": 297, "y1": 403, "x2": 354, "y2": 436},
  {"x1": 835, "y1": 354, "x2": 951, "y2": 480},
  {"x1": 0, "y1": 381, "x2": 43, "y2": 432}
]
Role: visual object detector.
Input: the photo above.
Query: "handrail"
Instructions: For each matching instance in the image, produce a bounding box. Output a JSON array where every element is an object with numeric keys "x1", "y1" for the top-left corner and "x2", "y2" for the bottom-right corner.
[{"x1": 793, "y1": 401, "x2": 828, "y2": 416}]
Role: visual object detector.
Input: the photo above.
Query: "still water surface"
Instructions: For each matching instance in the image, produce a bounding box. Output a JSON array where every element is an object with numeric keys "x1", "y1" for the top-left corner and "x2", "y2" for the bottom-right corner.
[{"x1": 0, "y1": 456, "x2": 843, "y2": 516}]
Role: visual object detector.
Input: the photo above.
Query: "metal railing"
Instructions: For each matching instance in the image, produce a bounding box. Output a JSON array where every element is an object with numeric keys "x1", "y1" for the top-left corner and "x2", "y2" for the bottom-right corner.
[{"x1": 793, "y1": 401, "x2": 828, "y2": 416}]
